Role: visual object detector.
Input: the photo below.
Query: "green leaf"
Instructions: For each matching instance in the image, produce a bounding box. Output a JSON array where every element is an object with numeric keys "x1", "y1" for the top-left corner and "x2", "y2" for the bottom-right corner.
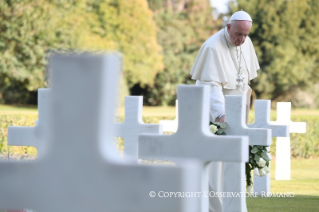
[
  {"x1": 261, "y1": 152, "x2": 269, "y2": 161},
  {"x1": 254, "y1": 154, "x2": 261, "y2": 162},
  {"x1": 216, "y1": 130, "x2": 226, "y2": 135},
  {"x1": 255, "y1": 145, "x2": 264, "y2": 150},
  {"x1": 219, "y1": 122, "x2": 227, "y2": 129},
  {"x1": 251, "y1": 147, "x2": 258, "y2": 154},
  {"x1": 249, "y1": 158, "x2": 255, "y2": 164}
]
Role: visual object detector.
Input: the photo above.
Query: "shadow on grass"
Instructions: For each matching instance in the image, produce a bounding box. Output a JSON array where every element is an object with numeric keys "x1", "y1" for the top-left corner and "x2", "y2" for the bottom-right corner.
[{"x1": 247, "y1": 194, "x2": 319, "y2": 212}]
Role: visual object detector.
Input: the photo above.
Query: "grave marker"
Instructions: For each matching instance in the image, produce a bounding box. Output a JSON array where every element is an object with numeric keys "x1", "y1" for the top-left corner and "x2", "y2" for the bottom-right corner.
[
  {"x1": 221, "y1": 96, "x2": 271, "y2": 210},
  {"x1": 274, "y1": 102, "x2": 306, "y2": 180},
  {"x1": 248, "y1": 100, "x2": 289, "y2": 195},
  {"x1": 114, "y1": 96, "x2": 162, "y2": 158}
]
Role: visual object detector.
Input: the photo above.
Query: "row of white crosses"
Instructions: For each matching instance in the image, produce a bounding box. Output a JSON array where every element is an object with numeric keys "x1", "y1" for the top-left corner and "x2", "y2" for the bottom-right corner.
[
  {"x1": 160, "y1": 99, "x2": 306, "y2": 182},
  {"x1": 4, "y1": 70, "x2": 251, "y2": 210},
  {"x1": 248, "y1": 100, "x2": 289, "y2": 195},
  {"x1": 248, "y1": 101, "x2": 306, "y2": 185},
  {"x1": 158, "y1": 98, "x2": 306, "y2": 198},
  {"x1": 2, "y1": 54, "x2": 202, "y2": 212},
  {"x1": 222, "y1": 96, "x2": 271, "y2": 206},
  {"x1": 139, "y1": 86, "x2": 249, "y2": 212},
  {"x1": 4, "y1": 53, "x2": 307, "y2": 211}
]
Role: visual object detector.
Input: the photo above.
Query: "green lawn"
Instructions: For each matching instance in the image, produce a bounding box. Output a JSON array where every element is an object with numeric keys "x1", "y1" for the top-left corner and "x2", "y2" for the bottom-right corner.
[
  {"x1": 247, "y1": 158, "x2": 319, "y2": 212},
  {"x1": 119, "y1": 106, "x2": 319, "y2": 119},
  {"x1": 0, "y1": 104, "x2": 37, "y2": 115}
]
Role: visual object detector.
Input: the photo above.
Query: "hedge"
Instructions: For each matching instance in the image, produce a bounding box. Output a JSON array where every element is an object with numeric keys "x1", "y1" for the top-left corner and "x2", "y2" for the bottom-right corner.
[{"x1": 1, "y1": 114, "x2": 318, "y2": 159}]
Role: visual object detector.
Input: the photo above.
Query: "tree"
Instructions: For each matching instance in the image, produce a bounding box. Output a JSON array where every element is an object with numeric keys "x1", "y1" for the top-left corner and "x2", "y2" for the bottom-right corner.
[
  {"x1": 77, "y1": 0, "x2": 163, "y2": 88},
  {"x1": 142, "y1": 0, "x2": 222, "y2": 105},
  {"x1": 230, "y1": 0, "x2": 319, "y2": 104},
  {"x1": 0, "y1": 0, "x2": 75, "y2": 104},
  {"x1": 0, "y1": 0, "x2": 162, "y2": 105}
]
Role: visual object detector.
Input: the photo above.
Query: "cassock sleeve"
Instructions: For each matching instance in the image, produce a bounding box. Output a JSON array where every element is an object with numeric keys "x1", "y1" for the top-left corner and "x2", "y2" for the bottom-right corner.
[{"x1": 195, "y1": 80, "x2": 225, "y2": 122}]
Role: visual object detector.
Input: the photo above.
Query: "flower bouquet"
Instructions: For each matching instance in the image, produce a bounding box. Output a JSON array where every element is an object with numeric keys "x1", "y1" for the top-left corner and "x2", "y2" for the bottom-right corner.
[
  {"x1": 209, "y1": 122, "x2": 272, "y2": 194},
  {"x1": 246, "y1": 145, "x2": 272, "y2": 193},
  {"x1": 209, "y1": 122, "x2": 227, "y2": 135}
]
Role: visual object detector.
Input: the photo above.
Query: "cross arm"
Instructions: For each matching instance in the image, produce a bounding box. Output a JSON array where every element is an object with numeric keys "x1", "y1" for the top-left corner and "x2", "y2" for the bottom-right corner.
[
  {"x1": 7, "y1": 126, "x2": 38, "y2": 147},
  {"x1": 138, "y1": 134, "x2": 249, "y2": 164}
]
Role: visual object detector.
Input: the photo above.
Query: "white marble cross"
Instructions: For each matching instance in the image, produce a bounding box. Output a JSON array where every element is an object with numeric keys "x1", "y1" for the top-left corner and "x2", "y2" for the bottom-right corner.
[
  {"x1": 159, "y1": 100, "x2": 178, "y2": 133},
  {"x1": 248, "y1": 100, "x2": 289, "y2": 195},
  {"x1": 0, "y1": 53, "x2": 201, "y2": 212},
  {"x1": 114, "y1": 96, "x2": 162, "y2": 158},
  {"x1": 138, "y1": 85, "x2": 249, "y2": 212},
  {"x1": 222, "y1": 96, "x2": 271, "y2": 210},
  {"x1": 274, "y1": 102, "x2": 306, "y2": 180},
  {"x1": 7, "y1": 89, "x2": 50, "y2": 158},
  {"x1": 249, "y1": 100, "x2": 289, "y2": 137}
]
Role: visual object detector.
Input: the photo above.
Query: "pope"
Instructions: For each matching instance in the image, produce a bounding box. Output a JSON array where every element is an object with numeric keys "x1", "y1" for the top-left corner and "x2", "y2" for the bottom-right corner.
[
  {"x1": 190, "y1": 10, "x2": 260, "y2": 123},
  {"x1": 190, "y1": 11, "x2": 260, "y2": 212}
]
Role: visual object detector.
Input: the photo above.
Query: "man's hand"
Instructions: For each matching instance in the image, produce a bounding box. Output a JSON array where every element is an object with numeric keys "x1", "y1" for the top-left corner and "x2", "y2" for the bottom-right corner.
[
  {"x1": 219, "y1": 115, "x2": 225, "y2": 123},
  {"x1": 215, "y1": 115, "x2": 225, "y2": 123}
]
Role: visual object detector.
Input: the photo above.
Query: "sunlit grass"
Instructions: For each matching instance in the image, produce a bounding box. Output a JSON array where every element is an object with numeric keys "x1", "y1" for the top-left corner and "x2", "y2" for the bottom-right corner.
[
  {"x1": 247, "y1": 158, "x2": 319, "y2": 211},
  {"x1": 0, "y1": 104, "x2": 37, "y2": 115}
]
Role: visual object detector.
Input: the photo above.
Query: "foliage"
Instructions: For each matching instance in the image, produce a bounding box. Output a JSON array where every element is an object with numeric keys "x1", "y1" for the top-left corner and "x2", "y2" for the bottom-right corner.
[
  {"x1": 271, "y1": 115, "x2": 319, "y2": 158},
  {"x1": 138, "y1": 0, "x2": 222, "y2": 106},
  {"x1": 246, "y1": 145, "x2": 270, "y2": 187},
  {"x1": 209, "y1": 122, "x2": 226, "y2": 135},
  {"x1": 78, "y1": 0, "x2": 163, "y2": 88},
  {"x1": 0, "y1": 0, "x2": 162, "y2": 104},
  {"x1": 230, "y1": 0, "x2": 319, "y2": 102},
  {"x1": 0, "y1": 0, "x2": 75, "y2": 104}
]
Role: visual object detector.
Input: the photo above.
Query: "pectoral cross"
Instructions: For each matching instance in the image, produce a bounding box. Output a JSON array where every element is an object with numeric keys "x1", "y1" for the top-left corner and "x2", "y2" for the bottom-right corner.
[{"x1": 236, "y1": 75, "x2": 245, "y2": 90}]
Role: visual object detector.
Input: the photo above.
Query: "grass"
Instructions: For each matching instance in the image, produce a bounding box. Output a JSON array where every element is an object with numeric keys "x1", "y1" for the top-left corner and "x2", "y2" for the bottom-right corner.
[
  {"x1": 117, "y1": 106, "x2": 319, "y2": 119},
  {"x1": 0, "y1": 104, "x2": 37, "y2": 115},
  {"x1": 247, "y1": 158, "x2": 319, "y2": 211}
]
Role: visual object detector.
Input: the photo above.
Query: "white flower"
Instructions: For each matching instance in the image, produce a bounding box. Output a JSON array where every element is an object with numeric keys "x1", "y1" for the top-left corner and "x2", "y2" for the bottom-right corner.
[
  {"x1": 257, "y1": 158, "x2": 266, "y2": 168},
  {"x1": 259, "y1": 168, "x2": 267, "y2": 177},
  {"x1": 264, "y1": 166, "x2": 270, "y2": 173},
  {"x1": 247, "y1": 185, "x2": 254, "y2": 194},
  {"x1": 209, "y1": 125, "x2": 218, "y2": 134},
  {"x1": 267, "y1": 153, "x2": 272, "y2": 161},
  {"x1": 253, "y1": 168, "x2": 260, "y2": 177}
]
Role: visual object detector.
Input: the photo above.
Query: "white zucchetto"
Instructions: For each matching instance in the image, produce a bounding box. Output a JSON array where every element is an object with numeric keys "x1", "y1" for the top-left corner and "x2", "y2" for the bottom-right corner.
[{"x1": 230, "y1": 11, "x2": 252, "y2": 22}]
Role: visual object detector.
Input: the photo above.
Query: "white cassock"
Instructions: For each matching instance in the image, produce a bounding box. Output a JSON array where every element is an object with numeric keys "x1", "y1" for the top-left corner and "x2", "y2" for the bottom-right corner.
[{"x1": 190, "y1": 27, "x2": 260, "y2": 211}]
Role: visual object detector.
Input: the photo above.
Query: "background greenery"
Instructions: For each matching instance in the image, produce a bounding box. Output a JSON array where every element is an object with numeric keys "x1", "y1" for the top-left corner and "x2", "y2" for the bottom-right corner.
[
  {"x1": 2, "y1": 107, "x2": 317, "y2": 159},
  {"x1": 1, "y1": 0, "x2": 319, "y2": 108},
  {"x1": 230, "y1": 0, "x2": 319, "y2": 108}
]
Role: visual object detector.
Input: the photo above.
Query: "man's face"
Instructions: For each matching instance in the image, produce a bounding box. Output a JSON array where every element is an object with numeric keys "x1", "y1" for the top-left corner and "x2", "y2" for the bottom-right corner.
[{"x1": 227, "y1": 21, "x2": 252, "y2": 46}]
